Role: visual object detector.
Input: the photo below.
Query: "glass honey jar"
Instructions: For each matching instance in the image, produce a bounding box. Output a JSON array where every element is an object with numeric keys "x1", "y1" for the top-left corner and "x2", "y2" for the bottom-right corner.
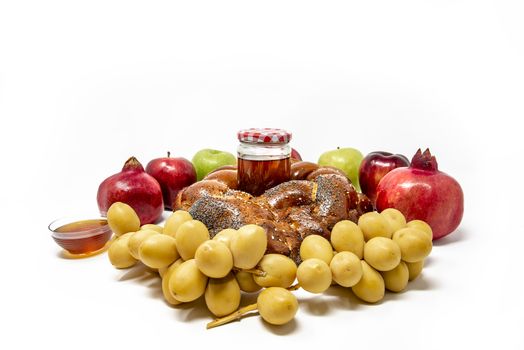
[{"x1": 237, "y1": 128, "x2": 292, "y2": 196}]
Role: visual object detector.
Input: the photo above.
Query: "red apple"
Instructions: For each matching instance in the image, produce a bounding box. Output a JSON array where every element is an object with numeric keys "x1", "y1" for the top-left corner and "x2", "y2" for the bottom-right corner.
[
  {"x1": 291, "y1": 148, "x2": 302, "y2": 161},
  {"x1": 359, "y1": 151, "x2": 409, "y2": 206},
  {"x1": 146, "y1": 152, "x2": 197, "y2": 210}
]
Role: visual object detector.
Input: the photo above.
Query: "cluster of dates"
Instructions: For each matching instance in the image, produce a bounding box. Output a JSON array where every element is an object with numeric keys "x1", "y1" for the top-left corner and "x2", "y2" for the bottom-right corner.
[{"x1": 106, "y1": 201, "x2": 432, "y2": 329}]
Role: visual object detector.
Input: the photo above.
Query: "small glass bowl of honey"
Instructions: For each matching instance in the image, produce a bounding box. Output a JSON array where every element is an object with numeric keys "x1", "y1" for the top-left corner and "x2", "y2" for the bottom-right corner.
[{"x1": 48, "y1": 217, "x2": 113, "y2": 256}]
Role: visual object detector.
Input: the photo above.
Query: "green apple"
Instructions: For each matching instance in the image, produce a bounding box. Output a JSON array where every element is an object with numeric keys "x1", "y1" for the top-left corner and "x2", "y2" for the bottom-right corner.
[
  {"x1": 192, "y1": 149, "x2": 237, "y2": 181},
  {"x1": 318, "y1": 147, "x2": 364, "y2": 191}
]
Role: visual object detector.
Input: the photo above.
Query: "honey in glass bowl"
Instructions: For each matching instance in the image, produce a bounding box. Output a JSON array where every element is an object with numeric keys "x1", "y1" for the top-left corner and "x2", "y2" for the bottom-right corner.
[
  {"x1": 237, "y1": 128, "x2": 292, "y2": 196},
  {"x1": 49, "y1": 217, "x2": 113, "y2": 255}
]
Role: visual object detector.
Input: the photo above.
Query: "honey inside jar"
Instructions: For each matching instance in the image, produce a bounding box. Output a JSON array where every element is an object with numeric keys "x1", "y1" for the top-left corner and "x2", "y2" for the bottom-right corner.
[
  {"x1": 238, "y1": 158, "x2": 291, "y2": 196},
  {"x1": 50, "y1": 218, "x2": 113, "y2": 255},
  {"x1": 237, "y1": 128, "x2": 292, "y2": 196}
]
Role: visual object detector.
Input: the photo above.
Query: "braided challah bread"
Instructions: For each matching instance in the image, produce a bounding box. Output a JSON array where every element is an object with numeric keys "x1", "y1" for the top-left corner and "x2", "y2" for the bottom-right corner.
[{"x1": 174, "y1": 163, "x2": 372, "y2": 263}]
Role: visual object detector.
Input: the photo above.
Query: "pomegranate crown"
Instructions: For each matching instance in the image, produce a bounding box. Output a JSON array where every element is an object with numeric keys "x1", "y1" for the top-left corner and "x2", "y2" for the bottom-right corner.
[
  {"x1": 122, "y1": 156, "x2": 145, "y2": 171},
  {"x1": 411, "y1": 148, "x2": 438, "y2": 171}
]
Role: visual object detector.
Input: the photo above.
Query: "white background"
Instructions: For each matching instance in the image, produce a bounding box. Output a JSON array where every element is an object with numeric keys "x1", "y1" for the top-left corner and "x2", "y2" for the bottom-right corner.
[{"x1": 1, "y1": 0, "x2": 523, "y2": 349}]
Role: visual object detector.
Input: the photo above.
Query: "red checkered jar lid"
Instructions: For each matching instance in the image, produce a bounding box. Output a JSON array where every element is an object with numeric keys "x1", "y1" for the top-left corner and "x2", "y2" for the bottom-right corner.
[{"x1": 237, "y1": 128, "x2": 292, "y2": 144}]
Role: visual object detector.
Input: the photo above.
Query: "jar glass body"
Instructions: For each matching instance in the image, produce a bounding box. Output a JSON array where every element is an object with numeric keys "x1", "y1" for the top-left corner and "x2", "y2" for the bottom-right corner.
[{"x1": 237, "y1": 142, "x2": 291, "y2": 196}]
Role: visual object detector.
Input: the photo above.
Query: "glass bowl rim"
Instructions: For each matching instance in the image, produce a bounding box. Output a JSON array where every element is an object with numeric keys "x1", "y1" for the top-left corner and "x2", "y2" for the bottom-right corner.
[{"x1": 48, "y1": 216, "x2": 111, "y2": 240}]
